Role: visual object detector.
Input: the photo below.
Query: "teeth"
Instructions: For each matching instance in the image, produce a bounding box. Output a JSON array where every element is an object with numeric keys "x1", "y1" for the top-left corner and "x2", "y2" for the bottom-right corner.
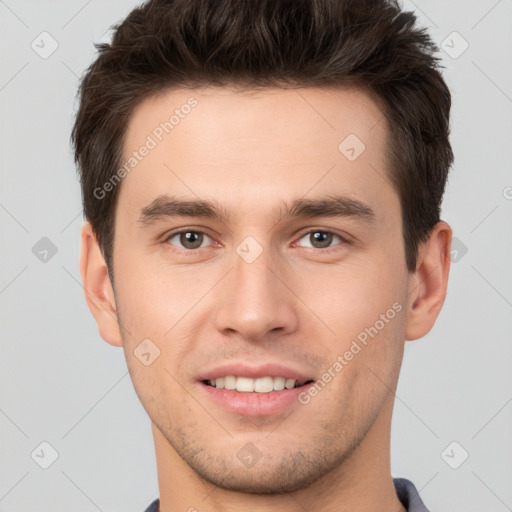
[
  {"x1": 236, "y1": 377, "x2": 254, "y2": 392},
  {"x1": 207, "y1": 376, "x2": 308, "y2": 393},
  {"x1": 285, "y1": 378, "x2": 296, "y2": 389},
  {"x1": 254, "y1": 376, "x2": 273, "y2": 393},
  {"x1": 223, "y1": 375, "x2": 236, "y2": 390},
  {"x1": 273, "y1": 376, "x2": 285, "y2": 390}
]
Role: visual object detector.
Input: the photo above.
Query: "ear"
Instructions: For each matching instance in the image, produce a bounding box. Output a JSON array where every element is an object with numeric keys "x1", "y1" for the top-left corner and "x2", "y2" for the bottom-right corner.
[
  {"x1": 405, "y1": 221, "x2": 452, "y2": 341},
  {"x1": 80, "y1": 221, "x2": 123, "y2": 347}
]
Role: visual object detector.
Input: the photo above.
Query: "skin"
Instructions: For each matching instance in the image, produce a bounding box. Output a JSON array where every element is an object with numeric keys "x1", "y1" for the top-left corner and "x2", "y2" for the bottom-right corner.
[{"x1": 80, "y1": 85, "x2": 451, "y2": 512}]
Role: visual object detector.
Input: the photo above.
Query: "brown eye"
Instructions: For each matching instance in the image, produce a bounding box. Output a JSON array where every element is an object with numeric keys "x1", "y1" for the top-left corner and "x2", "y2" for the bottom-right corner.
[
  {"x1": 166, "y1": 231, "x2": 210, "y2": 250},
  {"x1": 296, "y1": 230, "x2": 344, "y2": 250},
  {"x1": 310, "y1": 231, "x2": 333, "y2": 248}
]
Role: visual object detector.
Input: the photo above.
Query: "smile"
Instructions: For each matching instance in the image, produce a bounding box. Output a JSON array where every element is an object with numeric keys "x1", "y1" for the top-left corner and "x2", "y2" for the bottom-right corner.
[{"x1": 204, "y1": 376, "x2": 315, "y2": 393}]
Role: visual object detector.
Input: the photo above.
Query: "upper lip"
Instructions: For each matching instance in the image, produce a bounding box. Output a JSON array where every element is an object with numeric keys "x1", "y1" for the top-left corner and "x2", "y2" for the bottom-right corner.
[{"x1": 196, "y1": 362, "x2": 315, "y2": 382}]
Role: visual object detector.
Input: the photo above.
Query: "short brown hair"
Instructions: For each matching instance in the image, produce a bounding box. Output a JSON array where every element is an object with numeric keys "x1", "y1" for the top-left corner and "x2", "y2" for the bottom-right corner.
[{"x1": 71, "y1": 0, "x2": 453, "y2": 277}]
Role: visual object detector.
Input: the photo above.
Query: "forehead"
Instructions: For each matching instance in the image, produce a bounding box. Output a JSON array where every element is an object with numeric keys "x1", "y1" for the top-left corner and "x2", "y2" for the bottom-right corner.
[
  {"x1": 125, "y1": 85, "x2": 387, "y2": 156},
  {"x1": 118, "y1": 85, "x2": 396, "y2": 225}
]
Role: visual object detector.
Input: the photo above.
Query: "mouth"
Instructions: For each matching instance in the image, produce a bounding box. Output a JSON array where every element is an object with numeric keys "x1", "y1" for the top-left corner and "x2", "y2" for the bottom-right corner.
[
  {"x1": 198, "y1": 369, "x2": 317, "y2": 416},
  {"x1": 202, "y1": 376, "x2": 315, "y2": 393},
  {"x1": 196, "y1": 363, "x2": 317, "y2": 416}
]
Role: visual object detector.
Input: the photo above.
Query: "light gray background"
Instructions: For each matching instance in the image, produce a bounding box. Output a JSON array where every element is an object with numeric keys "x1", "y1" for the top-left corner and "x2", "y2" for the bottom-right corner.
[{"x1": 1, "y1": 1, "x2": 511, "y2": 511}]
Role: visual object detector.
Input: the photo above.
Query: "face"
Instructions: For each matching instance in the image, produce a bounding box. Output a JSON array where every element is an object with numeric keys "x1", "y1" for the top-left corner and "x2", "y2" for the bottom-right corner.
[{"x1": 109, "y1": 86, "x2": 414, "y2": 493}]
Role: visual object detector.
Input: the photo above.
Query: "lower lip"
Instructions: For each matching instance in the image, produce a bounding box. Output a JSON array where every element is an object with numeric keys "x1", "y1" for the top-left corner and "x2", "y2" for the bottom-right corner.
[{"x1": 199, "y1": 382, "x2": 309, "y2": 416}]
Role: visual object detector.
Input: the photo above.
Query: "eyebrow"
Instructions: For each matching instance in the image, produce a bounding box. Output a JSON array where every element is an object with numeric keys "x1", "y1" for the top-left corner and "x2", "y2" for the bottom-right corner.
[{"x1": 136, "y1": 193, "x2": 376, "y2": 227}]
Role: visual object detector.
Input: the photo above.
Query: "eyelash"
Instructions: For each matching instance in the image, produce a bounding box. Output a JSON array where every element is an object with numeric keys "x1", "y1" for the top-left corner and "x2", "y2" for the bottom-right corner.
[{"x1": 163, "y1": 228, "x2": 350, "y2": 253}]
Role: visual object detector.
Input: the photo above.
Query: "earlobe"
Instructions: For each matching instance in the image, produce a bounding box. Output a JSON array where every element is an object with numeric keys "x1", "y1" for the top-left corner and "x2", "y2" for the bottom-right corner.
[
  {"x1": 405, "y1": 221, "x2": 452, "y2": 341},
  {"x1": 80, "y1": 222, "x2": 123, "y2": 347}
]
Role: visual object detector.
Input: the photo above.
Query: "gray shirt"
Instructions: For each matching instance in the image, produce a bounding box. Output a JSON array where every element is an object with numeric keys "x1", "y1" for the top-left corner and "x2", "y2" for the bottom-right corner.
[{"x1": 143, "y1": 477, "x2": 430, "y2": 511}]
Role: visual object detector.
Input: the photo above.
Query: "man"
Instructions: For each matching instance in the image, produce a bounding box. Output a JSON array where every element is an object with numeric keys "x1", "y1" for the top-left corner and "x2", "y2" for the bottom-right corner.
[{"x1": 72, "y1": 0, "x2": 453, "y2": 510}]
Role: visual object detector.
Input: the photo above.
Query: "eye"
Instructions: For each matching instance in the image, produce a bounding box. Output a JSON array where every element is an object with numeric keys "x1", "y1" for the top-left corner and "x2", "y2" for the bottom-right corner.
[
  {"x1": 295, "y1": 230, "x2": 346, "y2": 250},
  {"x1": 165, "y1": 230, "x2": 213, "y2": 250},
  {"x1": 163, "y1": 228, "x2": 347, "y2": 253}
]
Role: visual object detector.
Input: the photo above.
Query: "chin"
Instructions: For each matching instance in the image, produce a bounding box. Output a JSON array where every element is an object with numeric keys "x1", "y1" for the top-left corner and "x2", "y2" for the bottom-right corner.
[
  {"x1": 193, "y1": 464, "x2": 321, "y2": 494},
  {"x1": 184, "y1": 447, "x2": 348, "y2": 495}
]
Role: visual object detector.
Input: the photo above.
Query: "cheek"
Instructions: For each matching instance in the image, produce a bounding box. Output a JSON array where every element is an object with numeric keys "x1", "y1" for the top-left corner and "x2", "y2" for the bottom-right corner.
[
  {"x1": 299, "y1": 259, "x2": 405, "y2": 336},
  {"x1": 114, "y1": 253, "x2": 179, "y2": 337},
  {"x1": 298, "y1": 258, "x2": 408, "y2": 399},
  {"x1": 114, "y1": 261, "x2": 207, "y2": 379}
]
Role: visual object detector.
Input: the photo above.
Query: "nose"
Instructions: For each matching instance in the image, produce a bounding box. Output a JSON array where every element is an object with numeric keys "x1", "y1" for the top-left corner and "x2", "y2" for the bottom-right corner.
[{"x1": 213, "y1": 243, "x2": 300, "y2": 343}]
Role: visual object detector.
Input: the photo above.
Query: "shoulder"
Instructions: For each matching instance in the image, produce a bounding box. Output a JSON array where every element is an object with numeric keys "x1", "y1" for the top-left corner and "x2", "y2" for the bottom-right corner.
[
  {"x1": 394, "y1": 477, "x2": 431, "y2": 512},
  {"x1": 143, "y1": 498, "x2": 160, "y2": 512}
]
